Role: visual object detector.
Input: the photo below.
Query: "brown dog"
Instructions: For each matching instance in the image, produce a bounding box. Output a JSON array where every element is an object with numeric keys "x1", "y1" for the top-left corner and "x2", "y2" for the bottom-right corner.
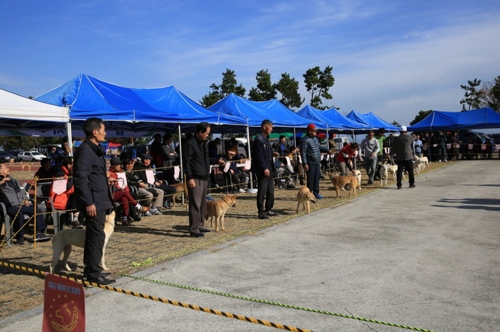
[
  {"x1": 170, "y1": 182, "x2": 187, "y2": 208},
  {"x1": 205, "y1": 194, "x2": 237, "y2": 231},
  {"x1": 296, "y1": 187, "x2": 316, "y2": 214},
  {"x1": 328, "y1": 173, "x2": 358, "y2": 198}
]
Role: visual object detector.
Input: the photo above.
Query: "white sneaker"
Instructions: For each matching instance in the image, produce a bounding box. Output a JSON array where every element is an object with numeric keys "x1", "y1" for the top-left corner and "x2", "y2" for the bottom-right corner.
[
  {"x1": 151, "y1": 208, "x2": 163, "y2": 215},
  {"x1": 143, "y1": 211, "x2": 153, "y2": 216},
  {"x1": 238, "y1": 188, "x2": 246, "y2": 193}
]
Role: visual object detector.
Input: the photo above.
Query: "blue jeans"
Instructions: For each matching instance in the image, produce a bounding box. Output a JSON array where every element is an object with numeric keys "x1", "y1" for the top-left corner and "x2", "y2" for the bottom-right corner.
[
  {"x1": 365, "y1": 156, "x2": 377, "y2": 182},
  {"x1": 306, "y1": 163, "x2": 321, "y2": 196},
  {"x1": 7, "y1": 204, "x2": 46, "y2": 240}
]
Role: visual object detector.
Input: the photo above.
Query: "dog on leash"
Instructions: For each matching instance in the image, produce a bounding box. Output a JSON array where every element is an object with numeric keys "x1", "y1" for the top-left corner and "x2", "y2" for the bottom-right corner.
[
  {"x1": 49, "y1": 211, "x2": 115, "y2": 274},
  {"x1": 205, "y1": 194, "x2": 237, "y2": 231},
  {"x1": 414, "y1": 155, "x2": 429, "y2": 169},
  {"x1": 353, "y1": 169, "x2": 362, "y2": 191},
  {"x1": 379, "y1": 163, "x2": 390, "y2": 187},
  {"x1": 328, "y1": 173, "x2": 358, "y2": 199},
  {"x1": 296, "y1": 187, "x2": 316, "y2": 214}
]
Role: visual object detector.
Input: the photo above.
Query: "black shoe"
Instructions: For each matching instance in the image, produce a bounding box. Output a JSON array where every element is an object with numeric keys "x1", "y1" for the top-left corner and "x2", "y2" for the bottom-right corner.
[
  {"x1": 198, "y1": 227, "x2": 211, "y2": 233},
  {"x1": 397, "y1": 186, "x2": 402, "y2": 189},
  {"x1": 86, "y1": 275, "x2": 116, "y2": 286},
  {"x1": 367, "y1": 180, "x2": 373, "y2": 185},
  {"x1": 258, "y1": 213, "x2": 269, "y2": 220},
  {"x1": 101, "y1": 272, "x2": 112, "y2": 278},
  {"x1": 15, "y1": 238, "x2": 25, "y2": 245},
  {"x1": 266, "y1": 211, "x2": 279, "y2": 217},
  {"x1": 36, "y1": 233, "x2": 51, "y2": 242},
  {"x1": 409, "y1": 184, "x2": 416, "y2": 188},
  {"x1": 130, "y1": 215, "x2": 142, "y2": 222},
  {"x1": 190, "y1": 232, "x2": 204, "y2": 238},
  {"x1": 121, "y1": 220, "x2": 131, "y2": 226}
]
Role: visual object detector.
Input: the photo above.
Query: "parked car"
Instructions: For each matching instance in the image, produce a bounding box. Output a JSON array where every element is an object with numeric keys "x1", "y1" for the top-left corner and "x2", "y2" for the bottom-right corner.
[
  {"x1": 0, "y1": 151, "x2": 16, "y2": 163},
  {"x1": 17, "y1": 151, "x2": 47, "y2": 162}
]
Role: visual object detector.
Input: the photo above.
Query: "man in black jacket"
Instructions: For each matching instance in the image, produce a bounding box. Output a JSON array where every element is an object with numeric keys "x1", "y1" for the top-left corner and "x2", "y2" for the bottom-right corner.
[
  {"x1": 183, "y1": 122, "x2": 213, "y2": 238},
  {"x1": 73, "y1": 117, "x2": 115, "y2": 286},
  {"x1": 251, "y1": 119, "x2": 277, "y2": 219}
]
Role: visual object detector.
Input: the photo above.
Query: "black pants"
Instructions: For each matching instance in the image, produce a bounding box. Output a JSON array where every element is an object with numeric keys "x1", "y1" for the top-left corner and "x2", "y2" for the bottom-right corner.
[
  {"x1": 187, "y1": 179, "x2": 208, "y2": 234},
  {"x1": 83, "y1": 209, "x2": 106, "y2": 279},
  {"x1": 306, "y1": 163, "x2": 321, "y2": 196},
  {"x1": 396, "y1": 159, "x2": 415, "y2": 188},
  {"x1": 256, "y1": 174, "x2": 274, "y2": 214}
]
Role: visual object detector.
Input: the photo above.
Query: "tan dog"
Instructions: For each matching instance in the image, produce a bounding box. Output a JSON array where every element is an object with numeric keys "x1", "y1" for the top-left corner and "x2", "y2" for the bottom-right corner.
[
  {"x1": 296, "y1": 187, "x2": 316, "y2": 214},
  {"x1": 170, "y1": 182, "x2": 187, "y2": 208},
  {"x1": 20, "y1": 161, "x2": 32, "y2": 172},
  {"x1": 205, "y1": 194, "x2": 237, "y2": 231},
  {"x1": 49, "y1": 211, "x2": 115, "y2": 274},
  {"x1": 328, "y1": 173, "x2": 358, "y2": 198}
]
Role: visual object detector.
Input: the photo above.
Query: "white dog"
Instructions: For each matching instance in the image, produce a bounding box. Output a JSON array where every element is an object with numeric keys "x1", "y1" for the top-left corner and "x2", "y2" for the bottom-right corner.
[
  {"x1": 50, "y1": 211, "x2": 115, "y2": 274},
  {"x1": 414, "y1": 155, "x2": 429, "y2": 169},
  {"x1": 379, "y1": 163, "x2": 389, "y2": 187},
  {"x1": 353, "y1": 169, "x2": 362, "y2": 191}
]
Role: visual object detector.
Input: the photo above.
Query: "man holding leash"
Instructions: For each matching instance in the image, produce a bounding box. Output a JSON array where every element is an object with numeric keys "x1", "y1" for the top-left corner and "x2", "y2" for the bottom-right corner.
[
  {"x1": 252, "y1": 119, "x2": 277, "y2": 219},
  {"x1": 183, "y1": 122, "x2": 213, "y2": 238},
  {"x1": 301, "y1": 123, "x2": 327, "y2": 199},
  {"x1": 392, "y1": 126, "x2": 416, "y2": 189},
  {"x1": 73, "y1": 117, "x2": 115, "y2": 285}
]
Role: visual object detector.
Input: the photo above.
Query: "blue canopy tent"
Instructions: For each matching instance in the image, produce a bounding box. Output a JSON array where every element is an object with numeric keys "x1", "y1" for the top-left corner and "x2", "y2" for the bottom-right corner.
[
  {"x1": 408, "y1": 108, "x2": 500, "y2": 131},
  {"x1": 345, "y1": 110, "x2": 400, "y2": 131},
  {"x1": 298, "y1": 105, "x2": 370, "y2": 131},
  {"x1": 35, "y1": 74, "x2": 246, "y2": 130},
  {"x1": 209, "y1": 93, "x2": 323, "y2": 130}
]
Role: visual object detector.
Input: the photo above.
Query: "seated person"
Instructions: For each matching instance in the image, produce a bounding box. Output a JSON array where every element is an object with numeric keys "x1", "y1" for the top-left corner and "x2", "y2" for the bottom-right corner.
[
  {"x1": 123, "y1": 158, "x2": 163, "y2": 216},
  {"x1": 108, "y1": 158, "x2": 146, "y2": 225},
  {"x1": 273, "y1": 152, "x2": 294, "y2": 189},
  {"x1": 135, "y1": 154, "x2": 176, "y2": 209},
  {"x1": 0, "y1": 162, "x2": 50, "y2": 244},
  {"x1": 49, "y1": 156, "x2": 82, "y2": 228},
  {"x1": 34, "y1": 158, "x2": 54, "y2": 183},
  {"x1": 220, "y1": 148, "x2": 248, "y2": 193},
  {"x1": 287, "y1": 146, "x2": 305, "y2": 186}
]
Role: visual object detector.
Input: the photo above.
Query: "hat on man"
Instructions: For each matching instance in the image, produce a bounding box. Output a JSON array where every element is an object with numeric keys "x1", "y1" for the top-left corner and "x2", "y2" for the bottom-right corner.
[
  {"x1": 141, "y1": 153, "x2": 153, "y2": 160},
  {"x1": 110, "y1": 157, "x2": 122, "y2": 165},
  {"x1": 400, "y1": 125, "x2": 408, "y2": 132},
  {"x1": 307, "y1": 123, "x2": 317, "y2": 131}
]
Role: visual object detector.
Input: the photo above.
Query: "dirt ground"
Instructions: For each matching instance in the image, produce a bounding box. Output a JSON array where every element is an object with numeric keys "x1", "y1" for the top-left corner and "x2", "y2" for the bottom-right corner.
[{"x1": 0, "y1": 162, "x2": 449, "y2": 319}]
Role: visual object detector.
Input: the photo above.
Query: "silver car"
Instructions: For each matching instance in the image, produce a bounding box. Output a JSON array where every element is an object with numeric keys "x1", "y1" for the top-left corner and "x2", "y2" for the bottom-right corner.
[{"x1": 17, "y1": 151, "x2": 47, "y2": 162}]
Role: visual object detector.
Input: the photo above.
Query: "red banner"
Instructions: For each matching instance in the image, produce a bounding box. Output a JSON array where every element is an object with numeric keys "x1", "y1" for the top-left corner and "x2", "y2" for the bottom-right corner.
[{"x1": 42, "y1": 274, "x2": 85, "y2": 332}]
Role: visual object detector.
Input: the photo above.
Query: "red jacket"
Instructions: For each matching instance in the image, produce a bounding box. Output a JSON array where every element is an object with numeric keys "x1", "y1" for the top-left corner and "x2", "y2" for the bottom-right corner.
[
  {"x1": 50, "y1": 166, "x2": 74, "y2": 210},
  {"x1": 336, "y1": 144, "x2": 357, "y2": 164}
]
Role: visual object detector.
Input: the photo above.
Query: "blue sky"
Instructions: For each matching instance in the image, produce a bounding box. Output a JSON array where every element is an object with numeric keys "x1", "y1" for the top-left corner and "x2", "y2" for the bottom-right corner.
[{"x1": 1, "y1": 0, "x2": 500, "y2": 126}]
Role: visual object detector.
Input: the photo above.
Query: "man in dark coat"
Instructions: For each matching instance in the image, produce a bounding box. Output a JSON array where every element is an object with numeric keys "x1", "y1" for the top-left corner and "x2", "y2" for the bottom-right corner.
[
  {"x1": 392, "y1": 126, "x2": 416, "y2": 189},
  {"x1": 73, "y1": 117, "x2": 115, "y2": 285},
  {"x1": 183, "y1": 122, "x2": 214, "y2": 238},
  {"x1": 251, "y1": 119, "x2": 277, "y2": 219}
]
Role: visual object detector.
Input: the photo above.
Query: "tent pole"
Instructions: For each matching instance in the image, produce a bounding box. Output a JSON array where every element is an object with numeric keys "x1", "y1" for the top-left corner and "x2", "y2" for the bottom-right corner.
[
  {"x1": 246, "y1": 125, "x2": 253, "y2": 189},
  {"x1": 177, "y1": 124, "x2": 184, "y2": 205},
  {"x1": 66, "y1": 121, "x2": 73, "y2": 156}
]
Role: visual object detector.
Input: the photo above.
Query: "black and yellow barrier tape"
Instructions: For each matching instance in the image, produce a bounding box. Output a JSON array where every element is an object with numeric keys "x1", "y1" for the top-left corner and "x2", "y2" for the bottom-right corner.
[
  {"x1": 0, "y1": 261, "x2": 312, "y2": 332},
  {"x1": 119, "y1": 272, "x2": 434, "y2": 332}
]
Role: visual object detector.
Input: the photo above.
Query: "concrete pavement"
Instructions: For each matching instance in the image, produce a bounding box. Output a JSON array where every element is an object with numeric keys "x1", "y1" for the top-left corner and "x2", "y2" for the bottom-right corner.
[{"x1": 1, "y1": 160, "x2": 499, "y2": 331}]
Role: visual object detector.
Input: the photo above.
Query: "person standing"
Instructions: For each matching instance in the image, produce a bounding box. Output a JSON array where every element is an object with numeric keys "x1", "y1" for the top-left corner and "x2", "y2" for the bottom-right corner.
[
  {"x1": 73, "y1": 117, "x2": 115, "y2": 285},
  {"x1": 183, "y1": 122, "x2": 213, "y2": 238},
  {"x1": 252, "y1": 120, "x2": 277, "y2": 219},
  {"x1": 373, "y1": 128, "x2": 386, "y2": 181},
  {"x1": 301, "y1": 123, "x2": 326, "y2": 199},
  {"x1": 413, "y1": 134, "x2": 423, "y2": 158},
  {"x1": 360, "y1": 131, "x2": 380, "y2": 184},
  {"x1": 392, "y1": 126, "x2": 415, "y2": 189}
]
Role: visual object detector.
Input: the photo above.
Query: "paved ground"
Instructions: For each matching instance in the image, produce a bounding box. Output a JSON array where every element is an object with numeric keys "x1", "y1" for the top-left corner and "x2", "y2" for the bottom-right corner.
[{"x1": 1, "y1": 160, "x2": 499, "y2": 331}]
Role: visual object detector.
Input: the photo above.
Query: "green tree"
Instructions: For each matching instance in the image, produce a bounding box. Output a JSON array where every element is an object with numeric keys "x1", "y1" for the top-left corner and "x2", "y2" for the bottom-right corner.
[
  {"x1": 273, "y1": 73, "x2": 304, "y2": 109},
  {"x1": 392, "y1": 120, "x2": 401, "y2": 127},
  {"x1": 410, "y1": 110, "x2": 433, "y2": 125},
  {"x1": 460, "y1": 78, "x2": 481, "y2": 111},
  {"x1": 478, "y1": 75, "x2": 500, "y2": 112},
  {"x1": 303, "y1": 66, "x2": 335, "y2": 109},
  {"x1": 248, "y1": 69, "x2": 276, "y2": 101},
  {"x1": 200, "y1": 69, "x2": 246, "y2": 107}
]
